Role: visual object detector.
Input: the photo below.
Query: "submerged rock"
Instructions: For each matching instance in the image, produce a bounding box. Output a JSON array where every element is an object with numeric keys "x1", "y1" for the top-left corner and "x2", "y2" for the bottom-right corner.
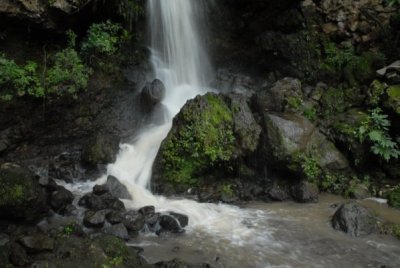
[
  {"x1": 332, "y1": 203, "x2": 377, "y2": 237},
  {"x1": 158, "y1": 214, "x2": 184, "y2": 234},
  {"x1": 0, "y1": 163, "x2": 48, "y2": 221}
]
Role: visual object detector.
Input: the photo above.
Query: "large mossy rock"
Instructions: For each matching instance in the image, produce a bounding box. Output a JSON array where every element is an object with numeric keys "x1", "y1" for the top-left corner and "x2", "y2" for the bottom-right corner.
[
  {"x1": 0, "y1": 163, "x2": 48, "y2": 221},
  {"x1": 262, "y1": 113, "x2": 349, "y2": 175},
  {"x1": 332, "y1": 203, "x2": 377, "y2": 237},
  {"x1": 385, "y1": 85, "x2": 400, "y2": 115},
  {"x1": 153, "y1": 93, "x2": 261, "y2": 192}
]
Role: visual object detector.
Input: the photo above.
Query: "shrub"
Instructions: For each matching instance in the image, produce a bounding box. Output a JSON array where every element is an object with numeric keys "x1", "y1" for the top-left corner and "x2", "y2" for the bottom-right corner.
[
  {"x1": 46, "y1": 48, "x2": 92, "y2": 98},
  {"x1": 357, "y1": 108, "x2": 400, "y2": 161},
  {"x1": 82, "y1": 20, "x2": 129, "y2": 57},
  {"x1": 0, "y1": 54, "x2": 44, "y2": 100}
]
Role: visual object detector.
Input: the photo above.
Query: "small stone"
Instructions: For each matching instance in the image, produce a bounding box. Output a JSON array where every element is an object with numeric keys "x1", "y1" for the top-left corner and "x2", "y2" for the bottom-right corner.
[
  {"x1": 83, "y1": 210, "x2": 109, "y2": 228},
  {"x1": 50, "y1": 186, "x2": 74, "y2": 213},
  {"x1": 93, "y1": 184, "x2": 109, "y2": 195},
  {"x1": 138, "y1": 206, "x2": 155, "y2": 216}
]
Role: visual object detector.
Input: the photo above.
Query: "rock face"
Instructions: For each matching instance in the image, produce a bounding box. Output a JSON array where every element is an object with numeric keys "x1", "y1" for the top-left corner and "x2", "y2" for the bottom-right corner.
[
  {"x1": 332, "y1": 203, "x2": 377, "y2": 237},
  {"x1": 105, "y1": 175, "x2": 132, "y2": 200},
  {"x1": 0, "y1": 163, "x2": 48, "y2": 221},
  {"x1": 291, "y1": 181, "x2": 319, "y2": 203},
  {"x1": 81, "y1": 132, "x2": 120, "y2": 166},
  {"x1": 153, "y1": 92, "x2": 262, "y2": 192},
  {"x1": 140, "y1": 79, "x2": 166, "y2": 109},
  {"x1": 262, "y1": 113, "x2": 349, "y2": 175}
]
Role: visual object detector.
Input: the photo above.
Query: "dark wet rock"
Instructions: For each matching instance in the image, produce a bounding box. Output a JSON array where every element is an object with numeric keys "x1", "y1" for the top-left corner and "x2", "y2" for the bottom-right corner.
[
  {"x1": 81, "y1": 133, "x2": 120, "y2": 167},
  {"x1": 351, "y1": 184, "x2": 371, "y2": 200},
  {"x1": 0, "y1": 233, "x2": 9, "y2": 247},
  {"x1": 253, "y1": 77, "x2": 303, "y2": 113},
  {"x1": 169, "y1": 212, "x2": 189, "y2": 228},
  {"x1": 145, "y1": 213, "x2": 161, "y2": 231},
  {"x1": 10, "y1": 242, "x2": 29, "y2": 266},
  {"x1": 226, "y1": 94, "x2": 262, "y2": 154},
  {"x1": 104, "y1": 223, "x2": 129, "y2": 240},
  {"x1": 0, "y1": 163, "x2": 48, "y2": 221},
  {"x1": 122, "y1": 211, "x2": 145, "y2": 234},
  {"x1": 48, "y1": 151, "x2": 86, "y2": 183},
  {"x1": 291, "y1": 181, "x2": 319, "y2": 203},
  {"x1": 50, "y1": 186, "x2": 74, "y2": 213},
  {"x1": 20, "y1": 234, "x2": 54, "y2": 253},
  {"x1": 106, "y1": 211, "x2": 124, "y2": 225},
  {"x1": 158, "y1": 215, "x2": 184, "y2": 234},
  {"x1": 261, "y1": 113, "x2": 349, "y2": 175},
  {"x1": 140, "y1": 79, "x2": 166, "y2": 109},
  {"x1": 105, "y1": 175, "x2": 132, "y2": 200},
  {"x1": 212, "y1": 69, "x2": 256, "y2": 98},
  {"x1": 93, "y1": 184, "x2": 109, "y2": 196},
  {"x1": 83, "y1": 210, "x2": 109, "y2": 228},
  {"x1": 79, "y1": 192, "x2": 125, "y2": 211},
  {"x1": 154, "y1": 258, "x2": 211, "y2": 268},
  {"x1": 332, "y1": 203, "x2": 378, "y2": 237},
  {"x1": 63, "y1": 204, "x2": 79, "y2": 217},
  {"x1": 139, "y1": 205, "x2": 156, "y2": 216},
  {"x1": 268, "y1": 184, "x2": 290, "y2": 201}
]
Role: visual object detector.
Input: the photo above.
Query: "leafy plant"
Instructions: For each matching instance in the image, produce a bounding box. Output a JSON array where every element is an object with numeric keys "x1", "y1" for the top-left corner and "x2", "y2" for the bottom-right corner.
[
  {"x1": 82, "y1": 20, "x2": 129, "y2": 57},
  {"x1": 357, "y1": 108, "x2": 400, "y2": 161},
  {"x1": 46, "y1": 48, "x2": 92, "y2": 98},
  {"x1": 0, "y1": 54, "x2": 44, "y2": 100},
  {"x1": 323, "y1": 42, "x2": 358, "y2": 71},
  {"x1": 300, "y1": 154, "x2": 322, "y2": 183}
]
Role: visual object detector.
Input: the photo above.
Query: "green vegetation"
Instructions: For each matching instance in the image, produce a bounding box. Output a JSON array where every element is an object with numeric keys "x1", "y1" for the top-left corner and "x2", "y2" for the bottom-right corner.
[
  {"x1": 300, "y1": 154, "x2": 322, "y2": 184},
  {"x1": 1, "y1": 20, "x2": 129, "y2": 102},
  {"x1": 0, "y1": 55, "x2": 43, "y2": 100},
  {"x1": 368, "y1": 80, "x2": 387, "y2": 106},
  {"x1": 323, "y1": 42, "x2": 357, "y2": 71},
  {"x1": 386, "y1": 186, "x2": 400, "y2": 209},
  {"x1": 357, "y1": 108, "x2": 399, "y2": 161},
  {"x1": 46, "y1": 48, "x2": 92, "y2": 98},
  {"x1": 82, "y1": 20, "x2": 129, "y2": 57},
  {"x1": 162, "y1": 94, "x2": 235, "y2": 187}
]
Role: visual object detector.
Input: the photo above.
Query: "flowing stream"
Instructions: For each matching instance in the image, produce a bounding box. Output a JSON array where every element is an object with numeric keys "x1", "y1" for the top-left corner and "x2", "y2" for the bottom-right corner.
[{"x1": 61, "y1": 1, "x2": 400, "y2": 267}]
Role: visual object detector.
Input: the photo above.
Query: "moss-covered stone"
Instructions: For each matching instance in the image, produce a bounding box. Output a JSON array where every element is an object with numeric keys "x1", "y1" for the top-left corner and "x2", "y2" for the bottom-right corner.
[
  {"x1": 160, "y1": 93, "x2": 236, "y2": 187},
  {"x1": 0, "y1": 163, "x2": 47, "y2": 221},
  {"x1": 386, "y1": 85, "x2": 400, "y2": 115},
  {"x1": 81, "y1": 132, "x2": 120, "y2": 166}
]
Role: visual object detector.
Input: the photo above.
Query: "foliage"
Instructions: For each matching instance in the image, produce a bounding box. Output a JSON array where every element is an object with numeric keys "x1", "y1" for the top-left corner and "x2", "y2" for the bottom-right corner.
[
  {"x1": 386, "y1": 186, "x2": 400, "y2": 209},
  {"x1": 0, "y1": 54, "x2": 44, "y2": 100},
  {"x1": 82, "y1": 20, "x2": 129, "y2": 57},
  {"x1": 368, "y1": 80, "x2": 387, "y2": 106},
  {"x1": 162, "y1": 94, "x2": 235, "y2": 187},
  {"x1": 386, "y1": 0, "x2": 400, "y2": 6},
  {"x1": 323, "y1": 42, "x2": 358, "y2": 71},
  {"x1": 303, "y1": 106, "x2": 317, "y2": 122},
  {"x1": 299, "y1": 154, "x2": 322, "y2": 184},
  {"x1": 46, "y1": 48, "x2": 92, "y2": 98},
  {"x1": 357, "y1": 108, "x2": 400, "y2": 161}
]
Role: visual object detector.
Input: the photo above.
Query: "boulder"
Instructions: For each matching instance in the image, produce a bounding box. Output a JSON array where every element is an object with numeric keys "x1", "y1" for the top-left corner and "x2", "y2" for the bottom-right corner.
[
  {"x1": 10, "y1": 242, "x2": 29, "y2": 266},
  {"x1": 93, "y1": 184, "x2": 109, "y2": 195},
  {"x1": 104, "y1": 223, "x2": 129, "y2": 240},
  {"x1": 19, "y1": 234, "x2": 54, "y2": 253},
  {"x1": 79, "y1": 192, "x2": 125, "y2": 211},
  {"x1": 332, "y1": 203, "x2": 377, "y2": 237},
  {"x1": 158, "y1": 214, "x2": 184, "y2": 234},
  {"x1": 122, "y1": 211, "x2": 145, "y2": 234},
  {"x1": 81, "y1": 132, "x2": 120, "y2": 166},
  {"x1": 350, "y1": 184, "x2": 371, "y2": 200},
  {"x1": 291, "y1": 181, "x2": 319, "y2": 203},
  {"x1": 106, "y1": 211, "x2": 124, "y2": 225},
  {"x1": 105, "y1": 175, "x2": 132, "y2": 200},
  {"x1": 268, "y1": 184, "x2": 290, "y2": 201},
  {"x1": 262, "y1": 113, "x2": 349, "y2": 175},
  {"x1": 169, "y1": 212, "x2": 189, "y2": 228},
  {"x1": 50, "y1": 186, "x2": 74, "y2": 213},
  {"x1": 83, "y1": 210, "x2": 109, "y2": 228},
  {"x1": 385, "y1": 85, "x2": 400, "y2": 115},
  {"x1": 138, "y1": 206, "x2": 156, "y2": 216},
  {"x1": 0, "y1": 163, "x2": 48, "y2": 221},
  {"x1": 140, "y1": 79, "x2": 166, "y2": 109}
]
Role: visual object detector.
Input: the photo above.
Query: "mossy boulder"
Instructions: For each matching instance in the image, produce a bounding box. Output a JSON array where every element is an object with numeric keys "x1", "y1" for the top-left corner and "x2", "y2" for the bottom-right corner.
[
  {"x1": 81, "y1": 132, "x2": 120, "y2": 166},
  {"x1": 153, "y1": 93, "x2": 261, "y2": 192},
  {"x1": 0, "y1": 163, "x2": 48, "y2": 221},
  {"x1": 385, "y1": 85, "x2": 400, "y2": 115},
  {"x1": 262, "y1": 113, "x2": 349, "y2": 175}
]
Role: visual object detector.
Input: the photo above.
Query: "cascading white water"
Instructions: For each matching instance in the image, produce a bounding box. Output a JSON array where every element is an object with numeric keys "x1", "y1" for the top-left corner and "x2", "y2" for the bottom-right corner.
[{"x1": 102, "y1": 0, "x2": 274, "y2": 244}]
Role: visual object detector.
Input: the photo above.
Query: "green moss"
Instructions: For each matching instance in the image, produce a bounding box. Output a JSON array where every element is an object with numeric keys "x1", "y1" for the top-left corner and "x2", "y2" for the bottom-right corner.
[
  {"x1": 162, "y1": 93, "x2": 235, "y2": 187},
  {"x1": 392, "y1": 224, "x2": 400, "y2": 239},
  {"x1": 388, "y1": 85, "x2": 400, "y2": 98}
]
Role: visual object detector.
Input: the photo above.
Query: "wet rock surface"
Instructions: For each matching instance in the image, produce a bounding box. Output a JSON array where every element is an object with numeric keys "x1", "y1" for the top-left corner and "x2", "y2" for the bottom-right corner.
[{"x1": 332, "y1": 202, "x2": 378, "y2": 237}]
